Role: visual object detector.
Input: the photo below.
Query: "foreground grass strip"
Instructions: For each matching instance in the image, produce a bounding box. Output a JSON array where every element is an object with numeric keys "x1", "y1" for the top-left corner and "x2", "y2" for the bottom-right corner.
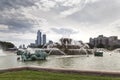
[{"x1": 0, "y1": 70, "x2": 120, "y2": 80}]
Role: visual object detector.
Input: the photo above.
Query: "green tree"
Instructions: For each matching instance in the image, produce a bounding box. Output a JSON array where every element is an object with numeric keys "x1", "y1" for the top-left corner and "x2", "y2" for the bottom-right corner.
[
  {"x1": 0, "y1": 41, "x2": 15, "y2": 50},
  {"x1": 97, "y1": 43, "x2": 105, "y2": 48}
]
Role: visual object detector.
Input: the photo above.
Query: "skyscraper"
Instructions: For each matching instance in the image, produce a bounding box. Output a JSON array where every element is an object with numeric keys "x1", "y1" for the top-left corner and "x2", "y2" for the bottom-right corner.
[
  {"x1": 29, "y1": 30, "x2": 47, "y2": 47},
  {"x1": 43, "y1": 34, "x2": 46, "y2": 45},
  {"x1": 36, "y1": 30, "x2": 42, "y2": 46}
]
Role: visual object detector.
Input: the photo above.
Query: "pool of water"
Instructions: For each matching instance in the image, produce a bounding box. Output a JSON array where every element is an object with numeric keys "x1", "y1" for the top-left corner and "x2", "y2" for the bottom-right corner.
[{"x1": 0, "y1": 51, "x2": 120, "y2": 72}]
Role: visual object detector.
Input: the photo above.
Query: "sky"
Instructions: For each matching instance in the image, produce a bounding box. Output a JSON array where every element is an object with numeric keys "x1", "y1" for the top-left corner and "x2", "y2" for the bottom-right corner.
[{"x1": 0, "y1": 0, "x2": 120, "y2": 47}]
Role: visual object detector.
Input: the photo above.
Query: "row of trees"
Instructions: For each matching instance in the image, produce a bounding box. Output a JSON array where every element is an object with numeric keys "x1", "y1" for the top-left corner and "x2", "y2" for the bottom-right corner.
[{"x1": 0, "y1": 41, "x2": 15, "y2": 50}]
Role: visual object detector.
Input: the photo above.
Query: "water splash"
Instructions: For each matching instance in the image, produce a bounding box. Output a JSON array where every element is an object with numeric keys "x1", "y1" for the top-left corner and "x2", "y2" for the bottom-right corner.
[
  {"x1": 112, "y1": 48, "x2": 120, "y2": 54},
  {"x1": 0, "y1": 49, "x2": 6, "y2": 56},
  {"x1": 48, "y1": 48, "x2": 66, "y2": 55}
]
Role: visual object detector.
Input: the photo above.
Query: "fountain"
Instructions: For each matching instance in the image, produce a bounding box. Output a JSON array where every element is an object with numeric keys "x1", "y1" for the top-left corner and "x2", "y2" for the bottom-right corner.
[
  {"x1": 47, "y1": 38, "x2": 93, "y2": 55},
  {"x1": 0, "y1": 49, "x2": 6, "y2": 56},
  {"x1": 112, "y1": 48, "x2": 120, "y2": 53},
  {"x1": 48, "y1": 48, "x2": 66, "y2": 55}
]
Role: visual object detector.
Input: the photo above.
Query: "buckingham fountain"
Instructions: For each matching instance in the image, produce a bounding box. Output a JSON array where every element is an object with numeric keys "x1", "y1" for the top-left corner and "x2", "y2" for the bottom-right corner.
[{"x1": 46, "y1": 37, "x2": 94, "y2": 55}]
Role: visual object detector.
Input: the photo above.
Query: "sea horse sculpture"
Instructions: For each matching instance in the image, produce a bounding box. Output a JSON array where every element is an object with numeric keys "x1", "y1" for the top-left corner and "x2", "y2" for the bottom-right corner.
[{"x1": 16, "y1": 50, "x2": 48, "y2": 61}]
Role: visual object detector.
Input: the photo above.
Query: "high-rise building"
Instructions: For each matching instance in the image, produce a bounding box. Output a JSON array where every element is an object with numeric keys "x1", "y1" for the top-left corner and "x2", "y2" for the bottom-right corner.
[
  {"x1": 35, "y1": 30, "x2": 47, "y2": 46},
  {"x1": 29, "y1": 30, "x2": 47, "y2": 47},
  {"x1": 108, "y1": 36, "x2": 118, "y2": 46},
  {"x1": 43, "y1": 34, "x2": 46, "y2": 45},
  {"x1": 36, "y1": 30, "x2": 42, "y2": 46},
  {"x1": 89, "y1": 35, "x2": 120, "y2": 47}
]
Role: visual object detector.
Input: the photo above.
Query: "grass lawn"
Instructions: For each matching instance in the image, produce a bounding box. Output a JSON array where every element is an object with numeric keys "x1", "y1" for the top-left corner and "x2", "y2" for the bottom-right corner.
[{"x1": 0, "y1": 70, "x2": 120, "y2": 80}]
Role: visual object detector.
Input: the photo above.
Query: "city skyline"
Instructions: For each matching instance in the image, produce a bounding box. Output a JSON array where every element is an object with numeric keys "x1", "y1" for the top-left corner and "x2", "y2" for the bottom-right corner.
[{"x1": 0, "y1": 0, "x2": 120, "y2": 46}]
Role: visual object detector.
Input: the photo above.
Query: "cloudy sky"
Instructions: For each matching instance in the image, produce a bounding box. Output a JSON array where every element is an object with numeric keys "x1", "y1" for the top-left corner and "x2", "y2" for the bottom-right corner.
[{"x1": 0, "y1": 0, "x2": 120, "y2": 47}]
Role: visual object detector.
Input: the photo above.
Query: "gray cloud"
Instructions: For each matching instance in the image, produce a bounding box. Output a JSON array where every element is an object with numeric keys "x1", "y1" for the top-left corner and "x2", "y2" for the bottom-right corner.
[
  {"x1": 67, "y1": 0, "x2": 120, "y2": 24},
  {"x1": 0, "y1": 11, "x2": 35, "y2": 33},
  {"x1": 0, "y1": 0, "x2": 37, "y2": 11},
  {"x1": 0, "y1": 0, "x2": 40, "y2": 33},
  {"x1": 51, "y1": 28, "x2": 78, "y2": 35}
]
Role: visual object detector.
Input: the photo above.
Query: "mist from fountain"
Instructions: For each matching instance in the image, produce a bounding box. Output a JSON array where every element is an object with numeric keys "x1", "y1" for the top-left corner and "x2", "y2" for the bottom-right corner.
[
  {"x1": 48, "y1": 48, "x2": 66, "y2": 55},
  {"x1": 72, "y1": 41, "x2": 92, "y2": 55},
  {"x1": 92, "y1": 48, "x2": 120, "y2": 57},
  {"x1": 46, "y1": 38, "x2": 95, "y2": 55},
  {"x1": 112, "y1": 48, "x2": 120, "y2": 53},
  {"x1": 0, "y1": 49, "x2": 6, "y2": 56},
  {"x1": 79, "y1": 47, "x2": 88, "y2": 54},
  {"x1": 45, "y1": 42, "x2": 66, "y2": 55},
  {"x1": 56, "y1": 48, "x2": 66, "y2": 55},
  {"x1": 59, "y1": 38, "x2": 93, "y2": 55},
  {"x1": 27, "y1": 44, "x2": 66, "y2": 55}
]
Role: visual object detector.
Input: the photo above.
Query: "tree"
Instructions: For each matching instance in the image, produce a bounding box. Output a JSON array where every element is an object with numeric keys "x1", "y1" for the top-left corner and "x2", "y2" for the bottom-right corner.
[
  {"x1": 0, "y1": 41, "x2": 15, "y2": 50},
  {"x1": 112, "y1": 45, "x2": 120, "y2": 50},
  {"x1": 97, "y1": 43, "x2": 105, "y2": 48}
]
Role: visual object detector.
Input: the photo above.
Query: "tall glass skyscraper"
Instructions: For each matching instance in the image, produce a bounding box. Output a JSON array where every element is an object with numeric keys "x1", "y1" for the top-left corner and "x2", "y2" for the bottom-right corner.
[
  {"x1": 35, "y1": 30, "x2": 47, "y2": 46},
  {"x1": 36, "y1": 30, "x2": 42, "y2": 46},
  {"x1": 43, "y1": 34, "x2": 46, "y2": 45}
]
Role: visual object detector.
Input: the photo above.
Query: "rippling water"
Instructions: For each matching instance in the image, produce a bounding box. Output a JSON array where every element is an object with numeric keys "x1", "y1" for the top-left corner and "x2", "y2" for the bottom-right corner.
[{"x1": 0, "y1": 50, "x2": 120, "y2": 72}]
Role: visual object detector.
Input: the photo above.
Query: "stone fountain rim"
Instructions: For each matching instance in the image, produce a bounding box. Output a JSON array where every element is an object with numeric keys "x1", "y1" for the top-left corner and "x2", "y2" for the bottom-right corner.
[{"x1": 0, "y1": 66, "x2": 120, "y2": 77}]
